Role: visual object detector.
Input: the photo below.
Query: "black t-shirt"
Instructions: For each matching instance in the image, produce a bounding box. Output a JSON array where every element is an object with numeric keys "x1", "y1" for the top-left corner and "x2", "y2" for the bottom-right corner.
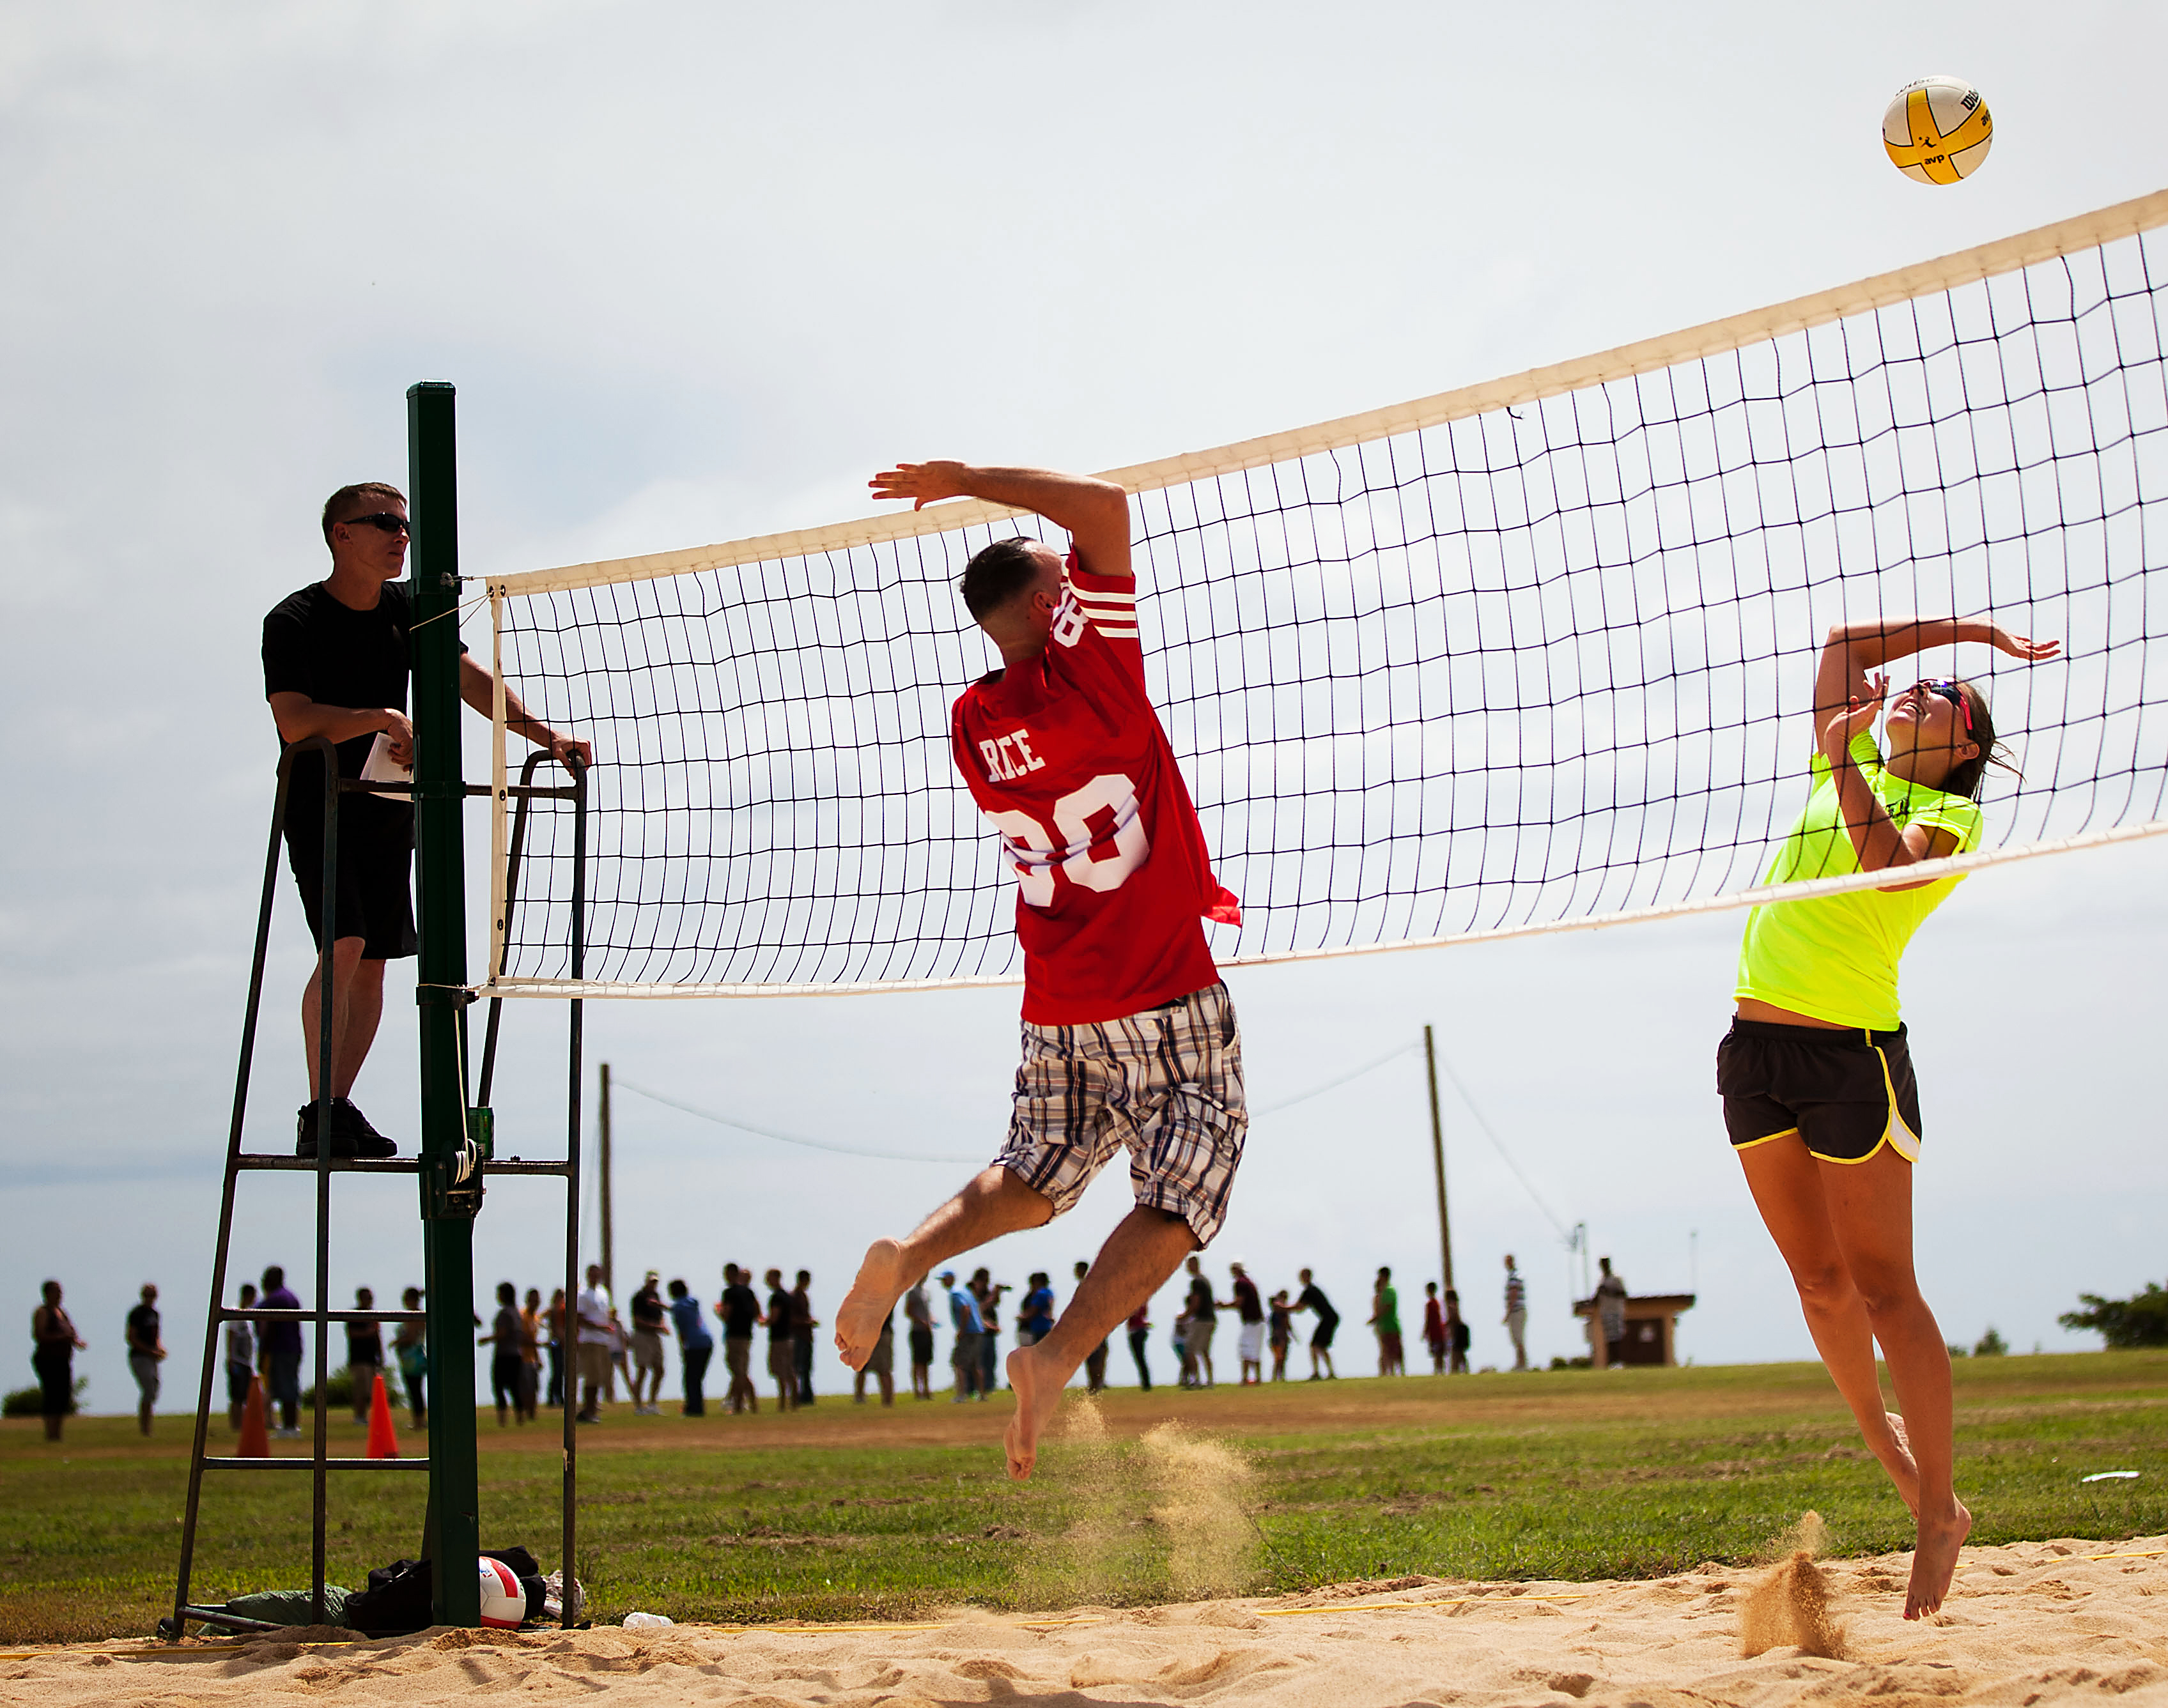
[
  {"x1": 1297, "y1": 1284, "x2": 1338, "y2": 1329},
  {"x1": 1187, "y1": 1277, "x2": 1217, "y2": 1322},
  {"x1": 1232, "y1": 1275, "x2": 1262, "y2": 1323},
  {"x1": 766, "y1": 1289, "x2": 794, "y2": 1343},
  {"x1": 347, "y1": 1319, "x2": 384, "y2": 1364},
  {"x1": 125, "y1": 1303, "x2": 160, "y2": 1355},
  {"x1": 261, "y1": 580, "x2": 438, "y2": 810},
  {"x1": 789, "y1": 1288, "x2": 814, "y2": 1336},
  {"x1": 631, "y1": 1288, "x2": 665, "y2": 1334},
  {"x1": 720, "y1": 1284, "x2": 761, "y2": 1338}
]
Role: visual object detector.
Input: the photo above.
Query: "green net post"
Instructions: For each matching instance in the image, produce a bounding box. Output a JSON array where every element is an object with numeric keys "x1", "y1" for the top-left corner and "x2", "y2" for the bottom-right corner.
[{"x1": 408, "y1": 380, "x2": 482, "y2": 1625}]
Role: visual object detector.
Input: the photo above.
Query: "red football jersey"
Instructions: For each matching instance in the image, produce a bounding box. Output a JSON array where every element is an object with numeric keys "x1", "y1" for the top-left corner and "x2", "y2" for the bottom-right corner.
[{"x1": 950, "y1": 559, "x2": 1240, "y2": 1025}]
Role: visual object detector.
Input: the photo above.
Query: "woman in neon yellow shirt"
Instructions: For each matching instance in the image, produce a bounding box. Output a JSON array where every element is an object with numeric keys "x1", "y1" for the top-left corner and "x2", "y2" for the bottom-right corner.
[{"x1": 1721, "y1": 615, "x2": 2056, "y2": 1622}]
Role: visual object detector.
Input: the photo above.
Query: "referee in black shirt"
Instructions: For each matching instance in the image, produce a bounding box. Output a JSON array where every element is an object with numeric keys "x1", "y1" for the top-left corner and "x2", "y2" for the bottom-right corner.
[{"x1": 263, "y1": 482, "x2": 591, "y2": 1157}]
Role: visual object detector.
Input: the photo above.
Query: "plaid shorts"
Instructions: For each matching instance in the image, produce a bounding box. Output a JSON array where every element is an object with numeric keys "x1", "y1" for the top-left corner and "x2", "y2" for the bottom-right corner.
[{"x1": 995, "y1": 981, "x2": 1247, "y2": 1247}]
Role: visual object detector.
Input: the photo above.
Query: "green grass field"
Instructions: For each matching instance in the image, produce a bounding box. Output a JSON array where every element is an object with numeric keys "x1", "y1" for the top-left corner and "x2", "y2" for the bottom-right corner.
[{"x1": 4, "y1": 1351, "x2": 2163, "y2": 1643}]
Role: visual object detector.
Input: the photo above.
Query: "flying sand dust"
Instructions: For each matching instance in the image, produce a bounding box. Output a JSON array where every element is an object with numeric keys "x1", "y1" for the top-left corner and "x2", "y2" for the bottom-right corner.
[
  {"x1": 1738, "y1": 1512, "x2": 1847, "y2": 1659},
  {"x1": 1025, "y1": 1399, "x2": 1259, "y2": 1606}
]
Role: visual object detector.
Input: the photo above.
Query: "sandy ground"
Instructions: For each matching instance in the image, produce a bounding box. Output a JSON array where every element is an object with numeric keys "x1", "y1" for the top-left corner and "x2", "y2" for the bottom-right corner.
[{"x1": 4, "y1": 1534, "x2": 2162, "y2": 1707}]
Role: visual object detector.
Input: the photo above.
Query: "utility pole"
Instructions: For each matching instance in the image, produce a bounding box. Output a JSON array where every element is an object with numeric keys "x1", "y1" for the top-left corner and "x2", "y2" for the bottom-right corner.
[
  {"x1": 598, "y1": 1061, "x2": 613, "y2": 1292},
  {"x1": 1423, "y1": 1026, "x2": 1453, "y2": 1291}
]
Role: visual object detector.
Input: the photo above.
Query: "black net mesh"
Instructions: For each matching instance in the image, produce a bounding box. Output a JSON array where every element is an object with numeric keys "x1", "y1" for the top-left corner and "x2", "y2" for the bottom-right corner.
[{"x1": 493, "y1": 225, "x2": 2168, "y2": 992}]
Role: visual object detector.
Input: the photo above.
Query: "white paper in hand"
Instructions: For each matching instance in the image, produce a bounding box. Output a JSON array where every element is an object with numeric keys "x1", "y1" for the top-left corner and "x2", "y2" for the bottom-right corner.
[{"x1": 360, "y1": 732, "x2": 415, "y2": 803}]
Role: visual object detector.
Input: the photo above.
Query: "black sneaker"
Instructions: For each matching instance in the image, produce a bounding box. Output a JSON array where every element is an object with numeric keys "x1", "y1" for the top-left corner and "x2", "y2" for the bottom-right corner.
[
  {"x1": 330, "y1": 1098, "x2": 399, "y2": 1158},
  {"x1": 297, "y1": 1102, "x2": 357, "y2": 1160}
]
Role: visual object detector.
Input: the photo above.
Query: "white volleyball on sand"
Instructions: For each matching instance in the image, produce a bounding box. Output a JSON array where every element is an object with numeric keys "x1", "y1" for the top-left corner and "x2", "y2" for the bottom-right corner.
[
  {"x1": 1882, "y1": 76, "x2": 1993, "y2": 185},
  {"x1": 478, "y1": 1557, "x2": 527, "y2": 1629}
]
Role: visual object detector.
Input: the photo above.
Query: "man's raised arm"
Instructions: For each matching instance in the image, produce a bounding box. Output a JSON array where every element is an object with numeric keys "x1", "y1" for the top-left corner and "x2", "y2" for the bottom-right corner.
[{"x1": 869, "y1": 461, "x2": 1132, "y2": 583}]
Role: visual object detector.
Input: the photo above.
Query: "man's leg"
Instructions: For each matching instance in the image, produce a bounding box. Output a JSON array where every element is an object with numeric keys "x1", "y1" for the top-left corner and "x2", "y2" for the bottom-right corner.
[
  {"x1": 300, "y1": 941, "x2": 386, "y2": 1100},
  {"x1": 835, "y1": 1167, "x2": 1053, "y2": 1367},
  {"x1": 1004, "y1": 1204, "x2": 1196, "y2": 1480}
]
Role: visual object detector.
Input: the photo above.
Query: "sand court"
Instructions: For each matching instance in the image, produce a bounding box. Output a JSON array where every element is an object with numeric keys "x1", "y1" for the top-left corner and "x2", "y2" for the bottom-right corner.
[{"x1": 6, "y1": 1534, "x2": 2162, "y2": 1707}]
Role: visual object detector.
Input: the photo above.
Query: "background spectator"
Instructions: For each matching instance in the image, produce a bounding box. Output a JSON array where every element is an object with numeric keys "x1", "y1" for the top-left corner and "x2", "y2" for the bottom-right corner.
[
  {"x1": 479, "y1": 1281, "x2": 527, "y2": 1427},
  {"x1": 1074, "y1": 1260, "x2": 1109, "y2": 1394},
  {"x1": 667, "y1": 1277, "x2": 712, "y2": 1416},
  {"x1": 393, "y1": 1285, "x2": 428, "y2": 1429},
  {"x1": 31, "y1": 1280, "x2": 84, "y2": 1443},
  {"x1": 259, "y1": 1266, "x2": 304, "y2": 1438},
  {"x1": 905, "y1": 1273, "x2": 936, "y2": 1401},
  {"x1": 629, "y1": 1272, "x2": 668, "y2": 1417},
  {"x1": 1596, "y1": 1258, "x2": 1629, "y2": 1367},
  {"x1": 1267, "y1": 1289, "x2": 1292, "y2": 1381},
  {"x1": 764, "y1": 1268, "x2": 796, "y2": 1412},
  {"x1": 544, "y1": 1287, "x2": 568, "y2": 1409},
  {"x1": 945, "y1": 1270, "x2": 982, "y2": 1403},
  {"x1": 1126, "y1": 1300, "x2": 1152, "y2": 1391},
  {"x1": 1229, "y1": 1260, "x2": 1264, "y2": 1385},
  {"x1": 225, "y1": 1282, "x2": 258, "y2": 1430},
  {"x1": 1423, "y1": 1281, "x2": 1448, "y2": 1374},
  {"x1": 520, "y1": 1288, "x2": 544, "y2": 1420},
  {"x1": 718, "y1": 1264, "x2": 762, "y2": 1415},
  {"x1": 125, "y1": 1283, "x2": 164, "y2": 1435},
  {"x1": 1296, "y1": 1268, "x2": 1338, "y2": 1380},
  {"x1": 574, "y1": 1265, "x2": 612, "y2": 1423},
  {"x1": 853, "y1": 1300, "x2": 895, "y2": 1406},
  {"x1": 346, "y1": 1287, "x2": 383, "y2": 1423},
  {"x1": 1503, "y1": 1254, "x2": 1528, "y2": 1371},
  {"x1": 791, "y1": 1270, "x2": 819, "y2": 1405}
]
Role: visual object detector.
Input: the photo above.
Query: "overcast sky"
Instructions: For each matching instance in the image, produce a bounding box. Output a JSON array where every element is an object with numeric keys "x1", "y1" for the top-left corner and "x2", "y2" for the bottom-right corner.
[{"x1": 4, "y1": 4, "x2": 2165, "y2": 1419}]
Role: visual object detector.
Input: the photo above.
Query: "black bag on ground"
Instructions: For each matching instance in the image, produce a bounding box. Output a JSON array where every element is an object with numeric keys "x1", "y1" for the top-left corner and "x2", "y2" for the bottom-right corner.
[
  {"x1": 343, "y1": 1557, "x2": 433, "y2": 1636},
  {"x1": 343, "y1": 1548, "x2": 548, "y2": 1636}
]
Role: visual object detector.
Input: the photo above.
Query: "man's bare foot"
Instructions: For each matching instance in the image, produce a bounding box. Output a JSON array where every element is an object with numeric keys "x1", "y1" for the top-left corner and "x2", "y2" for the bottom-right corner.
[
  {"x1": 1876, "y1": 1412, "x2": 1922, "y2": 1518},
  {"x1": 834, "y1": 1238, "x2": 910, "y2": 1371},
  {"x1": 1003, "y1": 1343, "x2": 1065, "y2": 1481},
  {"x1": 1904, "y1": 1499, "x2": 1972, "y2": 1620}
]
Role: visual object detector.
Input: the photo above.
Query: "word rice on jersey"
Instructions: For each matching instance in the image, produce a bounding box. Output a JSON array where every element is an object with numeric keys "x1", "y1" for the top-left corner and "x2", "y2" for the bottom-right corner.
[{"x1": 950, "y1": 564, "x2": 1239, "y2": 1027}]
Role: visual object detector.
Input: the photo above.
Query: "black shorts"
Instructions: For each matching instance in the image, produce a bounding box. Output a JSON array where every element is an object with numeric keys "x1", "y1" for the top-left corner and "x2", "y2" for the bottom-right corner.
[
  {"x1": 1311, "y1": 1321, "x2": 1338, "y2": 1350},
  {"x1": 908, "y1": 1326, "x2": 935, "y2": 1366},
  {"x1": 1717, "y1": 1018, "x2": 1921, "y2": 1164},
  {"x1": 283, "y1": 797, "x2": 417, "y2": 962}
]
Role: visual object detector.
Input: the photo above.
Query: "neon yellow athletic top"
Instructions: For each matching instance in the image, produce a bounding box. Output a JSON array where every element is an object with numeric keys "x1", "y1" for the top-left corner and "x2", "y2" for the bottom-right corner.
[{"x1": 1734, "y1": 732, "x2": 1983, "y2": 1030}]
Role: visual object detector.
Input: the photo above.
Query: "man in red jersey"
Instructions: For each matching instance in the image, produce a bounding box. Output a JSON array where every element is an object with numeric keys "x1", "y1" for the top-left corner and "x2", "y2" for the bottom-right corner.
[{"x1": 834, "y1": 461, "x2": 1246, "y2": 1480}]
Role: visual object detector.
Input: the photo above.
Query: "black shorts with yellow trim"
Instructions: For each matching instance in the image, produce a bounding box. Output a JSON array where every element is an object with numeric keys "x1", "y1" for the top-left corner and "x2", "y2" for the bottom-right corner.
[{"x1": 1716, "y1": 1017, "x2": 1921, "y2": 1164}]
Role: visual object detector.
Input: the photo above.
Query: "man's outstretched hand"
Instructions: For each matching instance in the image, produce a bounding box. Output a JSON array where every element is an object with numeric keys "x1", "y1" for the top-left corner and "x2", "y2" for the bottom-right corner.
[{"x1": 870, "y1": 461, "x2": 973, "y2": 511}]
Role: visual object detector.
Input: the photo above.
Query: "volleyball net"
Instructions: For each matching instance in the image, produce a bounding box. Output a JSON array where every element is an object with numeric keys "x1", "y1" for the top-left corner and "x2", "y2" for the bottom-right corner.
[{"x1": 481, "y1": 188, "x2": 2168, "y2": 999}]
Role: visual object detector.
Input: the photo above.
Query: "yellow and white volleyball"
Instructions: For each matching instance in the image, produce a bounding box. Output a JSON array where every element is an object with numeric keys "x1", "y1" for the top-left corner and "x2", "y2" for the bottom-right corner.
[
  {"x1": 478, "y1": 1556, "x2": 527, "y2": 1629},
  {"x1": 1883, "y1": 77, "x2": 1993, "y2": 185}
]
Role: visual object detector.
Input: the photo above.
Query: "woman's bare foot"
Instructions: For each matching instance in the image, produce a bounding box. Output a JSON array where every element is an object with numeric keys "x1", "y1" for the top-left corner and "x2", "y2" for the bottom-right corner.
[
  {"x1": 1875, "y1": 1412, "x2": 1922, "y2": 1518},
  {"x1": 1905, "y1": 1498, "x2": 1972, "y2": 1620},
  {"x1": 1003, "y1": 1343, "x2": 1065, "y2": 1481},
  {"x1": 834, "y1": 1238, "x2": 910, "y2": 1371}
]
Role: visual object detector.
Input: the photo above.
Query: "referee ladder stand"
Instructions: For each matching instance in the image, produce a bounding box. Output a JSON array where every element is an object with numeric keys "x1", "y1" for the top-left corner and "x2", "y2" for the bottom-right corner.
[{"x1": 166, "y1": 736, "x2": 589, "y2": 1636}]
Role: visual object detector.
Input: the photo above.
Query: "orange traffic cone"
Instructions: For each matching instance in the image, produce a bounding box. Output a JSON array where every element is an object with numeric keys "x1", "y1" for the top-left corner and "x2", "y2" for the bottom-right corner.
[
  {"x1": 236, "y1": 1374, "x2": 270, "y2": 1458},
  {"x1": 364, "y1": 1372, "x2": 399, "y2": 1459}
]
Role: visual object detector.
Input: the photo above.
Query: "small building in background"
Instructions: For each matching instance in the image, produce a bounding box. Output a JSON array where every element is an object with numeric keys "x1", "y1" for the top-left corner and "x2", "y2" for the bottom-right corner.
[{"x1": 1573, "y1": 1293, "x2": 1695, "y2": 1367}]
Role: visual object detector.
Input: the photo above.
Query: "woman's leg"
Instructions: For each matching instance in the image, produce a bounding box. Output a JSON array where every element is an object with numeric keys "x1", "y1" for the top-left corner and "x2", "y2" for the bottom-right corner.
[
  {"x1": 1740, "y1": 1134, "x2": 1969, "y2": 1618},
  {"x1": 1738, "y1": 1135, "x2": 1919, "y2": 1510},
  {"x1": 1816, "y1": 1146, "x2": 1969, "y2": 1619}
]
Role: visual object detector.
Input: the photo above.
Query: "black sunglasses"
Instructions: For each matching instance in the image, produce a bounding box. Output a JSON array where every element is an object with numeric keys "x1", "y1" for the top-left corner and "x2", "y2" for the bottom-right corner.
[
  {"x1": 1915, "y1": 678, "x2": 1974, "y2": 734},
  {"x1": 343, "y1": 512, "x2": 411, "y2": 535}
]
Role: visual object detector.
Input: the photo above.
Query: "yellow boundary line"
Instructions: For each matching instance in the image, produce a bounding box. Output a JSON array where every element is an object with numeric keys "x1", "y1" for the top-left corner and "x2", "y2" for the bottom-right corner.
[
  {"x1": 1259, "y1": 1594, "x2": 1591, "y2": 1618},
  {"x1": 2084, "y1": 1548, "x2": 2167, "y2": 1562}
]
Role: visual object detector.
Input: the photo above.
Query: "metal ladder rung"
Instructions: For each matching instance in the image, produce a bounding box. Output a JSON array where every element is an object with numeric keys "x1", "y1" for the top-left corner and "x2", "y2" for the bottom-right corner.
[
  {"x1": 199, "y1": 1456, "x2": 431, "y2": 1471},
  {"x1": 236, "y1": 1155, "x2": 573, "y2": 1176}
]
